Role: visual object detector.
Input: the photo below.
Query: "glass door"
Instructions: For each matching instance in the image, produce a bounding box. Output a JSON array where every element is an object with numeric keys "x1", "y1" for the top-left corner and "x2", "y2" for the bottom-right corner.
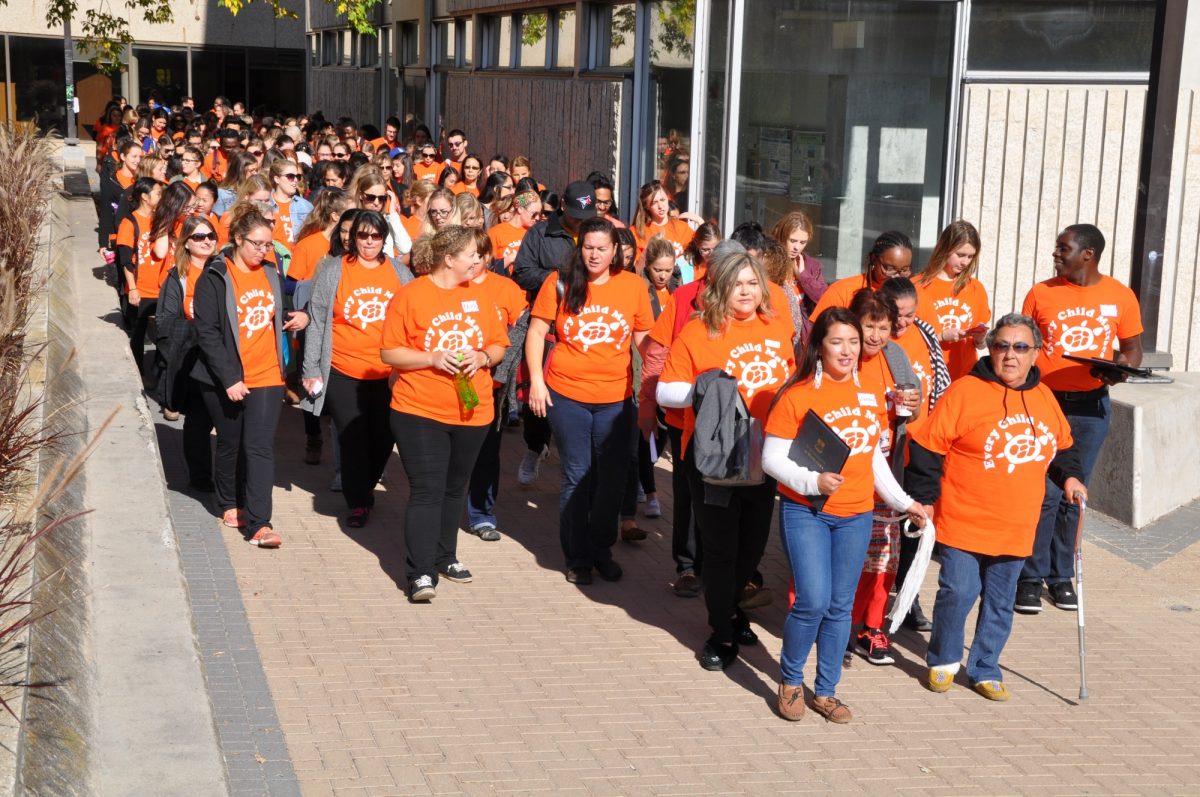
[{"x1": 726, "y1": 0, "x2": 957, "y2": 277}]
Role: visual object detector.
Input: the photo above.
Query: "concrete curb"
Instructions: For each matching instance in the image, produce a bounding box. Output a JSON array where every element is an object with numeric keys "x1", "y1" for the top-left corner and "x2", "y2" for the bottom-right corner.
[{"x1": 16, "y1": 155, "x2": 228, "y2": 795}]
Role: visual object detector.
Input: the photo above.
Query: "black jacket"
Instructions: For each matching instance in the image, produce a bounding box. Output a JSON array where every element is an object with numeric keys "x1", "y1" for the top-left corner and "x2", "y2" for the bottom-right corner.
[
  {"x1": 98, "y1": 171, "x2": 127, "y2": 249},
  {"x1": 154, "y1": 266, "x2": 204, "y2": 410},
  {"x1": 905, "y1": 356, "x2": 1084, "y2": 504},
  {"x1": 511, "y1": 213, "x2": 576, "y2": 296},
  {"x1": 190, "y1": 255, "x2": 287, "y2": 390}
]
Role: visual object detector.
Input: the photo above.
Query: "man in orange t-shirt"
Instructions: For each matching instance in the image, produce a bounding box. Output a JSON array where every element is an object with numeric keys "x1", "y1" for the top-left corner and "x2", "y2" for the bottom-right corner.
[{"x1": 1015, "y1": 224, "x2": 1143, "y2": 614}]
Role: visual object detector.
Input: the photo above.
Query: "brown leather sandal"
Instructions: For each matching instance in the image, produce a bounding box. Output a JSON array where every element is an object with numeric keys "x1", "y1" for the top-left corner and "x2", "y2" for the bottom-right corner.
[{"x1": 812, "y1": 695, "x2": 853, "y2": 724}]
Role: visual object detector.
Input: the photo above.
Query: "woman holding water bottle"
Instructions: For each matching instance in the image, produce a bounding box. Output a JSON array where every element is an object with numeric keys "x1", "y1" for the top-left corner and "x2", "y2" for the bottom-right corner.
[{"x1": 380, "y1": 225, "x2": 509, "y2": 602}]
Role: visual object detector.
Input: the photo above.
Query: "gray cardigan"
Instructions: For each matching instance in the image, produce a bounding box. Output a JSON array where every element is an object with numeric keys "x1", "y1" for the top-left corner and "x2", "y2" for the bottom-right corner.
[{"x1": 299, "y1": 254, "x2": 415, "y2": 415}]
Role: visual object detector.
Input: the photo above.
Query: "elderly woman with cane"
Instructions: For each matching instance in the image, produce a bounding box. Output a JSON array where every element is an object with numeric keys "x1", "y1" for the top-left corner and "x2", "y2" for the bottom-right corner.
[{"x1": 905, "y1": 313, "x2": 1087, "y2": 701}]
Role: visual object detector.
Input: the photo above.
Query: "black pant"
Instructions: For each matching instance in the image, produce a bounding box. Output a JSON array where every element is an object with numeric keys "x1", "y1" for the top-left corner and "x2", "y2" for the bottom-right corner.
[
  {"x1": 522, "y1": 403, "x2": 551, "y2": 453},
  {"x1": 129, "y1": 298, "x2": 157, "y2": 378},
  {"x1": 621, "y1": 424, "x2": 664, "y2": 519},
  {"x1": 200, "y1": 382, "x2": 284, "y2": 534},
  {"x1": 668, "y1": 424, "x2": 700, "y2": 574},
  {"x1": 391, "y1": 411, "x2": 488, "y2": 584},
  {"x1": 325, "y1": 369, "x2": 392, "y2": 510},
  {"x1": 183, "y1": 378, "x2": 214, "y2": 485},
  {"x1": 684, "y1": 447, "x2": 776, "y2": 645}
]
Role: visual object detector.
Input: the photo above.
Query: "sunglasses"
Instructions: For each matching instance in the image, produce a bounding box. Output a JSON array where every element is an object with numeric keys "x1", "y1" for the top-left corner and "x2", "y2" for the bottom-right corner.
[
  {"x1": 333, "y1": 152, "x2": 349, "y2": 159},
  {"x1": 355, "y1": 231, "x2": 384, "y2": 242},
  {"x1": 281, "y1": 173, "x2": 300, "y2": 180},
  {"x1": 247, "y1": 149, "x2": 264, "y2": 156},
  {"x1": 990, "y1": 341, "x2": 1035, "y2": 353},
  {"x1": 359, "y1": 192, "x2": 386, "y2": 204},
  {"x1": 421, "y1": 151, "x2": 436, "y2": 158},
  {"x1": 189, "y1": 231, "x2": 218, "y2": 242}
]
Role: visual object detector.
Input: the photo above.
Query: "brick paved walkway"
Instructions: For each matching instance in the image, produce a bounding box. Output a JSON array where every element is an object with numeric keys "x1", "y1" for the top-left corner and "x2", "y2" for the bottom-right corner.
[{"x1": 159, "y1": 407, "x2": 1200, "y2": 795}]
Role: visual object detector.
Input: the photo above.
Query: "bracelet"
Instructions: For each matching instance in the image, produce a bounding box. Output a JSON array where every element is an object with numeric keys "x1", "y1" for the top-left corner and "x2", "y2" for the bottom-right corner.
[{"x1": 480, "y1": 350, "x2": 492, "y2": 368}]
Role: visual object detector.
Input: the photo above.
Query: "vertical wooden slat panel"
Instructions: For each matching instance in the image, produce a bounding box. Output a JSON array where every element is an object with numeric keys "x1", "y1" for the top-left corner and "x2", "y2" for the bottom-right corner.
[
  {"x1": 1015, "y1": 88, "x2": 1048, "y2": 309},
  {"x1": 1173, "y1": 94, "x2": 1200, "y2": 369},
  {"x1": 1095, "y1": 90, "x2": 1125, "y2": 277},
  {"x1": 975, "y1": 89, "x2": 1008, "y2": 313},
  {"x1": 993, "y1": 88, "x2": 1027, "y2": 315},
  {"x1": 1112, "y1": 90, "x2": 1145, "y2": 288},
  {"x1": 1058, "y1": 88, "x2": 1087, "y2": 234},
  {"x1": 957, "y1": 85, "x2": 988, "y2": 225},
  {"x1": 1036, "y1": 88, "x2": 1068, "y2": 286},
  {"x1": 1076, "y1": 89, "x2": 1107, "y2": 240}
]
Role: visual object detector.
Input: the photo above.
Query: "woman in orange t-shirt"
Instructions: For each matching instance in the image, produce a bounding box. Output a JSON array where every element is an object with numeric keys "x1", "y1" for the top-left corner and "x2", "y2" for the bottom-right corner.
[
  {"x1": 810, "y1": 230, "x2": 914, "y2": 320},
  {"x1": 155, "y1": 215, "x2": 219, "y2": 484},
  {"x1": 486, "y1": 187, "x2": 540, "y2": 273},
  {"x1": 116, "y1": 177, "x2": 165, "y2": 377},
  {"x1": 526, "y1": 217, "x2": 654, "y2": 585},
  {"x1": 454, "y1": 155, "x2": 484, "y2": 197},
  {"x1": 191, "y1": 208, "x2": 309, "y2": 548},
  {"x1": 762, "y1": 308, "x2": 926, "y2": 724},
  {"x1": 656, "y1": 249, "x2": 796, "y2": 672},
  {"x1": 631, "y1": 180, "x2": 697, "y2": 262},
  {"x1": 916, "y1": 220, "x2": 990, "y2": 380},
  {"x1": 906, "y1": 314, "x2": 1084, "y2": 701},
  {"x1": 302, "y1": 210, "x2": 414, "y2": 527},
  {"x1": 288, "y1": 188, "x2": 354, "y2": 283},
  {"x1": 380, "y1": 226, "x2": 509, "y2": 602}
]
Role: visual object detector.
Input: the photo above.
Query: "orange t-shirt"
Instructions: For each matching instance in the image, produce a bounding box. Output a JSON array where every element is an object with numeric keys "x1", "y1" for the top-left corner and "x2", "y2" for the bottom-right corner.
[
  {"x1": 889, "y1": 325, "x2": 936, "y2": 438},
  {"x1": 288, "y1": 232, "x2": 331, "y2": 282},
  {"x1": 401, "y1": 214, "x2": 424, "y2": 242},
  {"x1": 183, "y1": 262, "x2": 204, "y2": 320},
  {"x1": 654, "y1": 285, "x2": 672, "y2": 310},
  {"x1": 486, "y1": 223, "x2": 526, "y2": 269},
  {"x1": 412, "y1": 161, "x2": 443, "y2": 182},
  {"x1": 531, "y1": 271, "x2": 654, "y2": 404},
  {"x1": 911, "y1": 375, "x2": 1073, "y2": 556},
  {"x1": 380, "y1": 276, "x2": 509, "y2": 426},
  {"x1": 273, "y1": 197, "x2": 295, "y2": 249},
  {"x1": 116, "y1": 169, "x2": 136, "y2": 189},
  {"x1": 660, "y1": 313, "x2": 796, "y2": 454},
  {"x1": 181, "y1": 173, "x2": 203, "y2": 191},
  {"x1": 765, "y1": 376, "x2": 887, "y2": 517},
  {"x1": 210, "y1": 212, "x2": 229, "y2": 248},
  {"x1": 331, "y1": 258, "x2": 404, "y2": 381},
  {"x1": 809, "y1": 274, "x2": 878, "y2": 321},
  {"x1": 226, "y1": 263, "x2": 283, "y2": 389},
  {"x1": 116, "y1": 210, "x2": 167, "y2": 299},
  {"x1": 633, "y1": 219, "x2": 693, "y2": 260},
  {"x1": 916, "y1": 276, "x2": 992, "y2": 380},
  {"x1": 450, "y1": 182, "x2": 480, "y2": 197},
  {"x1": 200, "y1": 150, "x2": 228, "y2": 182},
  {"x1": 475, "y1": 269, "x2": 528, "y2": 389},
  {"x1": 1022, "y1": 275, "x2": 1143, "y2": 393}
]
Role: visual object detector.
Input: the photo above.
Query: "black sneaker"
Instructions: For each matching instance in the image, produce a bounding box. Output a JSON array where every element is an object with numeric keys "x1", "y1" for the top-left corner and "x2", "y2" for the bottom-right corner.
[
  {"x1": 698, "y1": 638, "x2": 738, "y2": 671},
  {"x1": 439, "y1": 562, "x2": 473, "y2": 583},
  {"x1": 1014, "y1": 581, "x2": 1043, "y2": 614},
  {"x1": 566, "y1": 568, "x2": 593, "y2": 585},
  {"x1": 856, "y1": 628, "x2": 896, "y2": 665},
  {"x1": 902, "y1": 597, "x2": 933, "y2": 632},
  {"x1": 733, "y1": 612, "x2": 759, "y2": 646},
  {"x1": 1048, "y1": 581, "x2": 1078, "y2": 610},
  {"x1": 594, "y1": 559, "x2": 623, "y2": 582}
]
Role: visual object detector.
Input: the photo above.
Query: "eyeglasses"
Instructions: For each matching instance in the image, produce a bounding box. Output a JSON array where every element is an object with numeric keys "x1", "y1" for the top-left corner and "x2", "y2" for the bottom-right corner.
[
  {"x1": 243, "y1": 239, "x2": 273, "y2": 251},
  {"x1": 182, "y1": 157, "x2": 200, "y2": 164},
  {"x1": 428, "y1": 208, "x2": 452, "y2": 218},
  {"x1": 281, "y1": 173, "x2": 300, "y2": 180},
  {"x1": 355, "y1": 231, "x2": 384, "y2": 242},
  {"x1": 359, "y1": 192, "x2": 386, "y2": 204},
  {"x1": 990, "y1": 341, "x2": 1035, "y2": 354},
  {"x1": 189, "y1": 231, "x2": 218, "y2": 242},
  {"x1": 247, "y1": 149, "x2": 264, "y2": 156},
  {"x1": 879, "y1": 265, "x2": 912, "y2": 278}
]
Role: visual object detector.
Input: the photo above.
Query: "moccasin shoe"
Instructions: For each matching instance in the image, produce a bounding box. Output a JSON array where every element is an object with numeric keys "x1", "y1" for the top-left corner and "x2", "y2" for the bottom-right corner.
[
  {"x1": 777, "y1": 683, "x2": 805, "y2": 721},
  {"x1": 972, "y1": 680, "x2": 1010, "y2": 701}
]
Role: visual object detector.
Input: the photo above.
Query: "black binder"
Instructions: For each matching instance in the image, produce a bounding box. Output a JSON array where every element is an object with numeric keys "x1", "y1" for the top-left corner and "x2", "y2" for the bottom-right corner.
[
  {"x1": 788, "y1": 410, "x2": 851, "y2": 511},
  {"x1": 1062, "y1": 354, "x2": 1153, "y2": 380}
]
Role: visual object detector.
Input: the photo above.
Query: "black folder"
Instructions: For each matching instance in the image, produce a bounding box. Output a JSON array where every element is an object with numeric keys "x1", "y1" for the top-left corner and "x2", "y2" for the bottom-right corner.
[
  {"x1": 788, "y1": 409, "x2": 851, "y2": 511},
  {"x1": 1062, "y1": 354, "x2": 1153, "y2": 380}
]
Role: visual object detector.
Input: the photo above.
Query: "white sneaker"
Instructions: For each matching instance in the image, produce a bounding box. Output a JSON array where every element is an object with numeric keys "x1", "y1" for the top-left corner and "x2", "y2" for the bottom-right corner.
[
  {"x1": 644, "y1": 497, "x2": 661, "y2": 518},
  {"x1": 517, "y1": 447, "x2": 548, "y2": 485}
]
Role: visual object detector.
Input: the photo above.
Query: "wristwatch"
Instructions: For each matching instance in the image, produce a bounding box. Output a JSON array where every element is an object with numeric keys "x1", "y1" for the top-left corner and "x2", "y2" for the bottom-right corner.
[{"x1": 480, "y1": 350, "x2": 493, "y2": 368}]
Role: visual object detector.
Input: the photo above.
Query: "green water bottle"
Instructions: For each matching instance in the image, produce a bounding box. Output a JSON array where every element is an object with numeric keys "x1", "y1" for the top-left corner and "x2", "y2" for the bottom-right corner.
[{"x1": 454, "y1": 352, "x2": 480, "y2": 411}]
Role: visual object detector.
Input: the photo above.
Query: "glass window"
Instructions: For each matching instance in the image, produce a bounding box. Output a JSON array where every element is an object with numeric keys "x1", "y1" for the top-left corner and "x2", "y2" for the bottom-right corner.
[
  {"x1": 520, "y1": 12, "x2": 549, "y2": 68},
  {"x1": 133, "y1": 47, "x2": 188, "y2": 108},
  {"x1": 732, "y1": 0, "x2": 956, "y2": 278},
  {"x1": 402, "y1": 73, "x2": 427, "y2": 136},
  {"x1": 247, "y1": 47, "x2": 304, "y2": 112},
  {"x1": 498, "y1": 16, "x2": 514, "y2": 68},
  {"x1": 340, "y1": 31, "x2": 354, "y2": 66},
  {"x1": 437, "y1": 21, "x2": 455, "y2": 65},
  {"x1": 702, "y1": 0, "x2": 730, "y2": 222},
  {"x1": 595, "y1": 3, "x2": 636, "y2": 69},
  {"x1": 968, "y1": 1, "x2": 1155, "y2": 73},
  {"x1": 309, "y1": 35, "x2": 319, "y2": 67},
  {"x1": 360, "y1": 32, "x2": 380, "y2": 68},
  {"x1": 191, "y1": 48, "x2": 246, "y2": 114},
  {"x1": 642, "y1": 1, "x2": 695, "y2": 209},
  {"x1": 322, "y1": 31, "x2": 337, "y2": 66},
  {"x1": 400, "y1": 22, "x2": 420, "y2": 66},
  {"x1": 556, "y1": 9, "x2": 577, "y2": 69},
  {"x1": 462, "y1": 19, "x2": 474, "y2": 67},
  {"x1": 10, "y1": 37, "x2": 65, "y2": 133}
]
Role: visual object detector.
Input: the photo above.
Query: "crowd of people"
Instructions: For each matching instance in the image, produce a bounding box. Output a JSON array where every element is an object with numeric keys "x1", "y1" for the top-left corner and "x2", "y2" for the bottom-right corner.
[{"x1": 93, "y1": 95, "x2": 1144, "y2": 724}]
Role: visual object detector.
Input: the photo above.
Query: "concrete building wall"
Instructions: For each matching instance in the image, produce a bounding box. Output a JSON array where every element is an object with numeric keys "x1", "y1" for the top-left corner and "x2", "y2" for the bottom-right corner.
[
  {"x1": 955, "y1": 84, "x2": 1146, "y2": 322},
  {"x1": 8, "y1": 0, "x2": 303, "y2": 48}
]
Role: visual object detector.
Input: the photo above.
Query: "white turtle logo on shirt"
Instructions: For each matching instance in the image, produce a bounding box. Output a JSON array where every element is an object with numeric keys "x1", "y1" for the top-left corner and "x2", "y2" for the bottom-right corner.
[
  {"x1": 983, "y1": 413, "x2": 1059, "y2": 474},
  {"x1": 239, "y1": 289, "x2": 274, "y2": 339},
  {"x1": 823, "y1": 405, "x2": 880, "y2": 457},
  {"x1": 562, "y1": 304, "x2": 631, "y2": 352},
  {"x1": 424, "y1": 310, "x2": 484, "y2": 352},
  {"x1": 725, "y1": 340, "x2": 788, "y2": 398},
  {"x1": 1049, "y1": 307, "x2": 1115, "y2": 357},
  {"x1": 343, "y1": 286, "x2": 394, "y2": 330}
]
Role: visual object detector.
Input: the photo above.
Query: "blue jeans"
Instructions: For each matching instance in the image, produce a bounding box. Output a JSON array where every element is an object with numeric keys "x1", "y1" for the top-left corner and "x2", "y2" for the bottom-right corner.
[
  {"x1": 466, "y1": 388, "x2": 504, "y2": 531},
  {"x1": 546, "y1": 388, "x2": 635, "y2": 570},
  {"x1": 1022, "y1": 393, "x2": 1110, "y2": 585},
  {"x1": 778, "y1": 499, "x2": 872, "y2": 695},
  {"x1": 928, "y1": 545, "x2": 1023, "y2": 683}
]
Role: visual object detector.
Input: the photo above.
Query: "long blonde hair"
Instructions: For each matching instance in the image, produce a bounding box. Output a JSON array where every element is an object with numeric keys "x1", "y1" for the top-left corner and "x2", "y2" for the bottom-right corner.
[
  {"x1": 698, "y1": 250, "x2": 773, "y2": 337},
  {"x1": 173, "y1": 215, "x2": 217, "y2": 278},
  {"x1": 918, "y1": 219, "x2": 982, "y2": 295}
]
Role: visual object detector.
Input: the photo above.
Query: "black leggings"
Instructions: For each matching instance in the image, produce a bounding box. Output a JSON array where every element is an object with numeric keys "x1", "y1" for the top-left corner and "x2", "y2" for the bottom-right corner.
[
  {"x1": 183, "y1": 378, "x2": 215, "y2": 485},
  {"x1": 200, "y1": 382, "x2": 284, "y2": 534},
  {"x1": 522, "y1": 403, "x2": 551, "y2": 453},
  {"x1": 391, "y1": 411, "x2": 488, "y2": 584},
  {"x1": 129, "y1": 298, "x2": 157, "y2": 378},
  {"x1": 325, "y1": 369, "x2": 392, "y2": 510}
]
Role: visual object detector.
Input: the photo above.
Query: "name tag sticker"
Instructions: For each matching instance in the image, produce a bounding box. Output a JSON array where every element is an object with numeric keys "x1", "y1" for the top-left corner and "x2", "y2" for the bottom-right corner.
[
  {"x1": 1100, "y1": 304, "x2": 1118, "y2": 317},
  {"x1": 462, "y1": 300, "x2": 480, "y2": 313},
  {"x1": 858, "y1": 393, "x2": 878, "y2": 407}
]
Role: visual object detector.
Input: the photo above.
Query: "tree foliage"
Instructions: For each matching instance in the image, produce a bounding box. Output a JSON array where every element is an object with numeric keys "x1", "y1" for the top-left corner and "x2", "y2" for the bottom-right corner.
[{"x1": 15, "y1": 0, "x2": 382, "y2": 75}]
